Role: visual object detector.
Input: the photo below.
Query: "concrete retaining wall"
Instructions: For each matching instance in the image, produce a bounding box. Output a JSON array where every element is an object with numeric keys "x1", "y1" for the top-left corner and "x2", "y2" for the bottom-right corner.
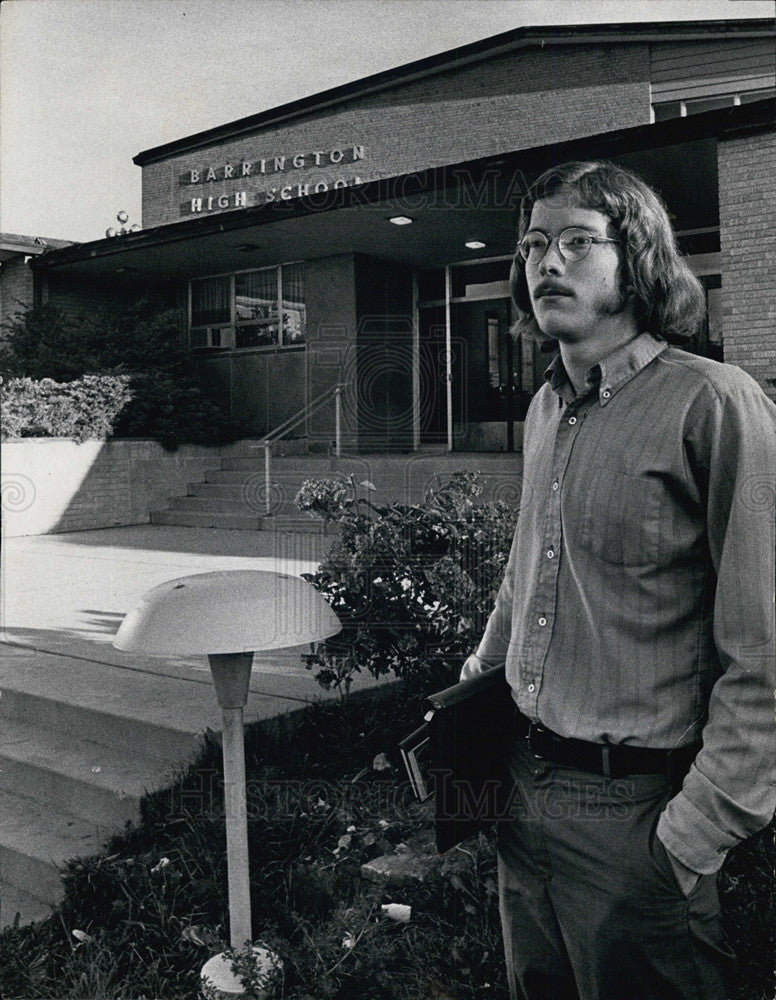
[{"x1": 0, "y1": 438, "x2": 258, "y2": 537}]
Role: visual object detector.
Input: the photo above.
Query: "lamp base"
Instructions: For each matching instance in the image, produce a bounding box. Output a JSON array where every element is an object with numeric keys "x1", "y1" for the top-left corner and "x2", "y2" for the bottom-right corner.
[{"x1": 200, "y1": 945, "x2": 282, "y2": 999}]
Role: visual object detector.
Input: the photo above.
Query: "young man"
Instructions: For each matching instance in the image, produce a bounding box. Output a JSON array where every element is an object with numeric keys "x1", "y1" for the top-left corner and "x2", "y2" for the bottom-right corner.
[{"x1": 462, "y1": 161, "x2": 776, "y2": 1000}]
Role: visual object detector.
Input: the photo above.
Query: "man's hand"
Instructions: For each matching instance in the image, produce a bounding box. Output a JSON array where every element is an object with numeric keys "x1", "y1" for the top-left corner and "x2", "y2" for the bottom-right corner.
[{"x1": 460, "y1": 653, "x2": 485, "y2": 681}]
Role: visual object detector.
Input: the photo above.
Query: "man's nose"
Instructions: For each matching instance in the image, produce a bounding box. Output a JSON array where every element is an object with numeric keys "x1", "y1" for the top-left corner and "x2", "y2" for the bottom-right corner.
[{"x1": 538, "y1": 240, "x2": 565, "y2": 274}]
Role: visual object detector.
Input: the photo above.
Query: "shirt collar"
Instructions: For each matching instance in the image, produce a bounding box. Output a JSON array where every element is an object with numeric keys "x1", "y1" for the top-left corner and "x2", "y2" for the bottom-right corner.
[{"x1": 544, "y1": 333, "x2": 668, "y2": 406}]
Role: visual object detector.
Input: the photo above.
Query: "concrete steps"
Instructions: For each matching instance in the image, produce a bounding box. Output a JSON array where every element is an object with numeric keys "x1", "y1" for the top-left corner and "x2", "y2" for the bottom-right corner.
[
  {"x1": 0, "y1": 646, "x2": 261, "y2": 928},
  {"x1": 169, "y1": 495, "x2": 253, "y2": 512},
  {"x1": 0, "y1": 685, "x2": 201, "y2": 764},
  {"x1": 149, "y1": 449, "x2": 523, "y2": 532},
  {"x1": 151, "y1": 509, "x2": 265, "y2": 531},
  {"x1": 0, "y1": 789, "x2": 103, "y2": 925},
  {"x1": 150, "y1": 449, "x2": 347, "y2": 530},
  {"x1": 0, "y1": 880, "x2": 57, "y2": 930},
  {"x1": 0, "y1": 717, "x2": 167, "y2": 828}
]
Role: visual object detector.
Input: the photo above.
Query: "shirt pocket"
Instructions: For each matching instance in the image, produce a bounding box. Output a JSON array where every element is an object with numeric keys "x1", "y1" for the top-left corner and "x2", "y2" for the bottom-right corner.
[{"x1": 578, "y1": 466, "x2": 665, "y2": 567}]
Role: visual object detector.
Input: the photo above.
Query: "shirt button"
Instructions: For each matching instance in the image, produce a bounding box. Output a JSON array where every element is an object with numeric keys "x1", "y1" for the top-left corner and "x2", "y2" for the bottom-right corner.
[
  {"x1": 538, "y1": 616, "x2": 547, "y2": 627},
  {"x1": 527, "y1": 683, "x2": 536, "y2": 693},
  {"x1": 568, "y1": 416, "x2": 577, "y2": 425},
  {"x1": 552, "y1": 481, "x2": 559, "y2": 491},
  {"x1": 546, "y1": 549, "x2": 555, "y2": 559},
  {"x1": 602, "y1": 389, "x2": 611, "y2": 399}
]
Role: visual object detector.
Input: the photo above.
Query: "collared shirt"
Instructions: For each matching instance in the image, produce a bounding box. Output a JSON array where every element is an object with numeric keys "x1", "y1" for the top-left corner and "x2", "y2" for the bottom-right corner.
[{"x1": 475, "y1": 332, "x2": 776, "y2": 873}]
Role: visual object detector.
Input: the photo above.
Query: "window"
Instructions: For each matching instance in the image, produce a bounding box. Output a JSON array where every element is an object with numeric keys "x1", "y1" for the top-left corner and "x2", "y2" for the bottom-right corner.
[
  {"x1": 189, "y1": 264, "x2": 306, "y2": 350},
  {"x1": 235, "y1": 269, "x2": 279, "y2": 348},
  {"x1": 282, "y1": 263, "x2": 306, "y2": 346},
  {"x1": 191, "y1": 276, "x2": 230, "y2": 327}
]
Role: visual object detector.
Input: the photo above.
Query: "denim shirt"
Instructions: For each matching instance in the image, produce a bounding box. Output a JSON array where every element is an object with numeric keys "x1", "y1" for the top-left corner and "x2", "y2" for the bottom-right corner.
[{"x1": 475, "y1": 332, "x2": 776, "y2": 873}]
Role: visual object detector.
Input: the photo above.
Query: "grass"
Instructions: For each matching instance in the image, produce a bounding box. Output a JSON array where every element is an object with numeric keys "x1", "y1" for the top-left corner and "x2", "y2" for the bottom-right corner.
[{"x1": 0, "y1": 684, "x2": 772, "y2": 999}]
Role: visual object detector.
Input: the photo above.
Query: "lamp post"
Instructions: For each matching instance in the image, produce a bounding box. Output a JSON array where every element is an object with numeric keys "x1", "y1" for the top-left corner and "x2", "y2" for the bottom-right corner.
[{"x1": 113, "y1": 570, "x2": 341, "y2": 993}]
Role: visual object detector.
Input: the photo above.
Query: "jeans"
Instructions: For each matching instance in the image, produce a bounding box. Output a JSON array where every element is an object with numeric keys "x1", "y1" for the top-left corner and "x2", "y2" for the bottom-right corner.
[{"x1": 497, "y1": 732, "x2": 737, "y2": 1000}]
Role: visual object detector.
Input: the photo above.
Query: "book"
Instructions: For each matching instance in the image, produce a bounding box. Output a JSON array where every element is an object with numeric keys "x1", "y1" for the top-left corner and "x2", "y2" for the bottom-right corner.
[
  {"x1": 399, "y1": 721, "x2": 434, "y2": 802},
  {"x1": 400, "y1": 664, "x2": 514, "y2": 853}
]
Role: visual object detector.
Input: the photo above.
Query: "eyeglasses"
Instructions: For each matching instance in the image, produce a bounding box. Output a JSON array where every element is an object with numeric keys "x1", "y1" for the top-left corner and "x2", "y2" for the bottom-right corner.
[{"x1": 518, "y1": 227, "x2": 620, "y2": 263}]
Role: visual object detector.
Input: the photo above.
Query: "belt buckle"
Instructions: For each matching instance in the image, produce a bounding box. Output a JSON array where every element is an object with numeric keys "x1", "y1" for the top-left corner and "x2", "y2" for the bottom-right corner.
[{"x1": 526, "y1": 722, "x2": 546, "y2": 759}]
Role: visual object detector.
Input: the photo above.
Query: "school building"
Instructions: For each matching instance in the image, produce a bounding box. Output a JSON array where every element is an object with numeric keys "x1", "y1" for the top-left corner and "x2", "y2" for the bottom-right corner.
[{"x1": 18, "y1": 18, "x2": 776, "y2": 455}]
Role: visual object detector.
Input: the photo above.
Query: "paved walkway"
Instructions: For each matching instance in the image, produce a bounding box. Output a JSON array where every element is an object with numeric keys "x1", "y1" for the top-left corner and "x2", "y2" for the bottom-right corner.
[
  {"x1": 0, "y1": 524, "x2": 379, "y2": 926},
  {"x1": 0, "y1": 524, "x2": 366, "y2": 724}
]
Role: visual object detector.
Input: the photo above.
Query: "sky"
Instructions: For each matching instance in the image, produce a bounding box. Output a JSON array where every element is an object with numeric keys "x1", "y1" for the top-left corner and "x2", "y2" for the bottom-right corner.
[{"x1": 1, "y1": 0, "x2": 774, "y2": 243}]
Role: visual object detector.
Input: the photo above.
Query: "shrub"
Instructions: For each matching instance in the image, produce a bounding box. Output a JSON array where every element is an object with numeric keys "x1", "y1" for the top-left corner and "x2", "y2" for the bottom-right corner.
[
  {"x1": 0, "y1": 301, "x2": 246, "y2": 449},
  {"x1": 113, "y1": 371, "x2": 244, "y2": 451},
  {"x1": 296, "y1": 472, "x2": 518, "y2": 695},
  {"x1": 0, "y1": 375, "x2": 133, "y2": 442}
]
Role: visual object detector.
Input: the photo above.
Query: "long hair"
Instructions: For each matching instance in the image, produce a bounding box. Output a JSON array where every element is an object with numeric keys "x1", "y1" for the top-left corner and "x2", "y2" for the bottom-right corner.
[{"x1": 510, "y1": 160, "x2": 706, "y2": 344}]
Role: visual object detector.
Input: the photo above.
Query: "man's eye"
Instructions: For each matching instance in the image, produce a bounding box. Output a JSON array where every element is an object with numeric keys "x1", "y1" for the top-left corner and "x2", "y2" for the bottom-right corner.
[
  {"x1": 524, "y1": 234, "x2": 546, "y2": 249},
  {"x1": 562, "y1": 233, "x2": 591, "y2": 248}
]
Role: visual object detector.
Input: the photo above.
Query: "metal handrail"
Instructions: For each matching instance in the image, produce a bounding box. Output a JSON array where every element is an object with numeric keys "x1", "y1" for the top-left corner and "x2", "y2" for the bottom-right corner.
[{"x1": 256, "y1": 383, "x2": 343, "y2": 515}]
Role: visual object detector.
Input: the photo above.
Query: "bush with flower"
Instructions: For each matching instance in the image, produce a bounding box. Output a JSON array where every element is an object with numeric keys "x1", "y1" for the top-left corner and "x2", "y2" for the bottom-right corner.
[{"x1": 295, "y1": 471, "x2": 518, "y2": 695}]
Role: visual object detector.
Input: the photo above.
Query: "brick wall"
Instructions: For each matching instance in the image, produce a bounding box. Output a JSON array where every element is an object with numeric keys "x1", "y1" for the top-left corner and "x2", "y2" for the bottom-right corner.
[
  {"x1": 45, "y1": 273, "x2": 181, "y2": 319},
  {"x1": 0, "y1": 439, "x2": 255, "y2": 537},
  {"x1": 0, "y1": 256, "x2": 35, "y2": 326},
  {"x1": 142, "y1": 42, "x2": 650, "y2": 228},
  {"x1": 718, "y1": 130, "x2": 776, "y2": 399}
]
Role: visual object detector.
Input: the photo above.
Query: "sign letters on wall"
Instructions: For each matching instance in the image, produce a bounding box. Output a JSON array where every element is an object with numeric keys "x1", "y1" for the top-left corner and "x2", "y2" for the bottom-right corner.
[{"x1": 179, "y1": 144, "x2": 366, "y2": 215}]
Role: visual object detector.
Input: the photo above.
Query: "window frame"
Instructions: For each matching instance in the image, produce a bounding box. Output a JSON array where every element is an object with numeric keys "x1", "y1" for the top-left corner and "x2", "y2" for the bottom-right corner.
[{"x1": 188, "y1": 261, "x2": 306, "y2": 353}]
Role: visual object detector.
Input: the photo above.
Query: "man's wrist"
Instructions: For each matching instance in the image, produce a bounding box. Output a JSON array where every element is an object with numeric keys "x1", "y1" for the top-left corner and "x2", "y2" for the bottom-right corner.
[
  {"x1": 663, "y1": 844, "x2": 701, "y2": 896},
  {"x1": 460, "y1": 653, "x2": 484, "y2": 681}
]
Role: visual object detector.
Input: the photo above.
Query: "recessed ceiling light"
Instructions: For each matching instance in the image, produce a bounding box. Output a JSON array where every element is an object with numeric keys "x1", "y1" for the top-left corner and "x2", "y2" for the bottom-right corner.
[
  {"x1": 465, "y1": 240, "x2": 486, "y2": 250},
  {"x1": 388, "y1": 215, "x2": 414, "y2": 226}
]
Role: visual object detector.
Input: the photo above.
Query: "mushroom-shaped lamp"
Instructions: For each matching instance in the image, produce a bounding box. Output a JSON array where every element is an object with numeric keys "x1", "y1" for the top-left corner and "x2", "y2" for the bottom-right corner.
[{"x1": 113, "y1": 570, "x2": 340, "y2": 959}]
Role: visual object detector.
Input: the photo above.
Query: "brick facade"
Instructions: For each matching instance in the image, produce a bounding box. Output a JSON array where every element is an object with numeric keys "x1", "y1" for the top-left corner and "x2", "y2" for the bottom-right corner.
[
  {"x1": 717, "y1": 130, "x2": 776, "y2": 399},
  {"x1": 0, "y1": 256, "x2": 35, "y2": 326},
  {"x1": 44, "y1": 273, "x2": 181, "y2": 319},
  {"x1": 142, "y1": 42, "x2": 650, "y2": 228}
]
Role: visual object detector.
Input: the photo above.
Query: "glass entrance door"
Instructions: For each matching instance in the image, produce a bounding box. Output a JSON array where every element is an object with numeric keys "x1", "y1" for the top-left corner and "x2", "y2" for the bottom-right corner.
[
  {"x1": 417, "y1": 304, "x2": 447, "y2": 444},
  {"x1": 451, "y1": 296, "x2": 524, "y2": 451},
  {"x1": 415, "y1": 258, "x2": 540, "y2": 451}
]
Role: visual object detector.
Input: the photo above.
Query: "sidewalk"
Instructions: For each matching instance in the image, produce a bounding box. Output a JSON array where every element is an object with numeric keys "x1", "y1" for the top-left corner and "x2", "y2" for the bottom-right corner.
[
  {"x1": 0, "y1": 524, "x2": 363, "y2": 714},
  {"x1": 0, "y1": 524, "x2": 373, "y2": 925}
]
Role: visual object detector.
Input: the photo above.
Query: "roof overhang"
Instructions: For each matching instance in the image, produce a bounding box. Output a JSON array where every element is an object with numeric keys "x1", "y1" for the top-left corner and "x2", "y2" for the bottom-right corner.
[
  {"x1": 34, "y1": 99, "x2": 774, "y2": 284},
  {"x1": 0, "y1": 234, "x2": 74, "y2": 263}
]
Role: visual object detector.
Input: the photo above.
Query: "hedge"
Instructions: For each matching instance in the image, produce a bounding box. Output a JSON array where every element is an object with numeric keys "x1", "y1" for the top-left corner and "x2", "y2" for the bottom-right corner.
[{"x1": 0, "y1": 375, "x2": 133, "y2": 443}]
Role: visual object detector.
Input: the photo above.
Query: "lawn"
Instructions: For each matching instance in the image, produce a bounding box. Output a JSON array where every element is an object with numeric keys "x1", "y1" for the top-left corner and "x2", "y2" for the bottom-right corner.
[{"x1": 0, "y1": 682, "x2": 772, "y2": 1000}]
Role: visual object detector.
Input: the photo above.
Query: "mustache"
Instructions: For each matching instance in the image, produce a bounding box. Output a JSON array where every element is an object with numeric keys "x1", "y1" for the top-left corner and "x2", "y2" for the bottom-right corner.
[{"x1": 533, "y1": 281, "x2": 574, "y2": 298}]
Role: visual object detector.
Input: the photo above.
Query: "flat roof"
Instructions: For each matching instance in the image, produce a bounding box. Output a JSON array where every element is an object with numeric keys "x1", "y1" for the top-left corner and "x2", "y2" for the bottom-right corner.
[
  {"x1": 133, "y1": 19, "x2": 776, "y2": 166},
  {"x1": 0, "y1": 233, "x2": 75, "y2": 263},
  {"x1": 36, "y1": 97, "x2": 773, "y2": 282}
]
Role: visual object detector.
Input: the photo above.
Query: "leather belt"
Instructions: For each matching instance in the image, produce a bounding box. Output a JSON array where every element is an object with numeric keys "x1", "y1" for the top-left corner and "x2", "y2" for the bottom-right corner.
[{"x1": 514, "y1": 709, "x2": 700, "y2": 781}]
